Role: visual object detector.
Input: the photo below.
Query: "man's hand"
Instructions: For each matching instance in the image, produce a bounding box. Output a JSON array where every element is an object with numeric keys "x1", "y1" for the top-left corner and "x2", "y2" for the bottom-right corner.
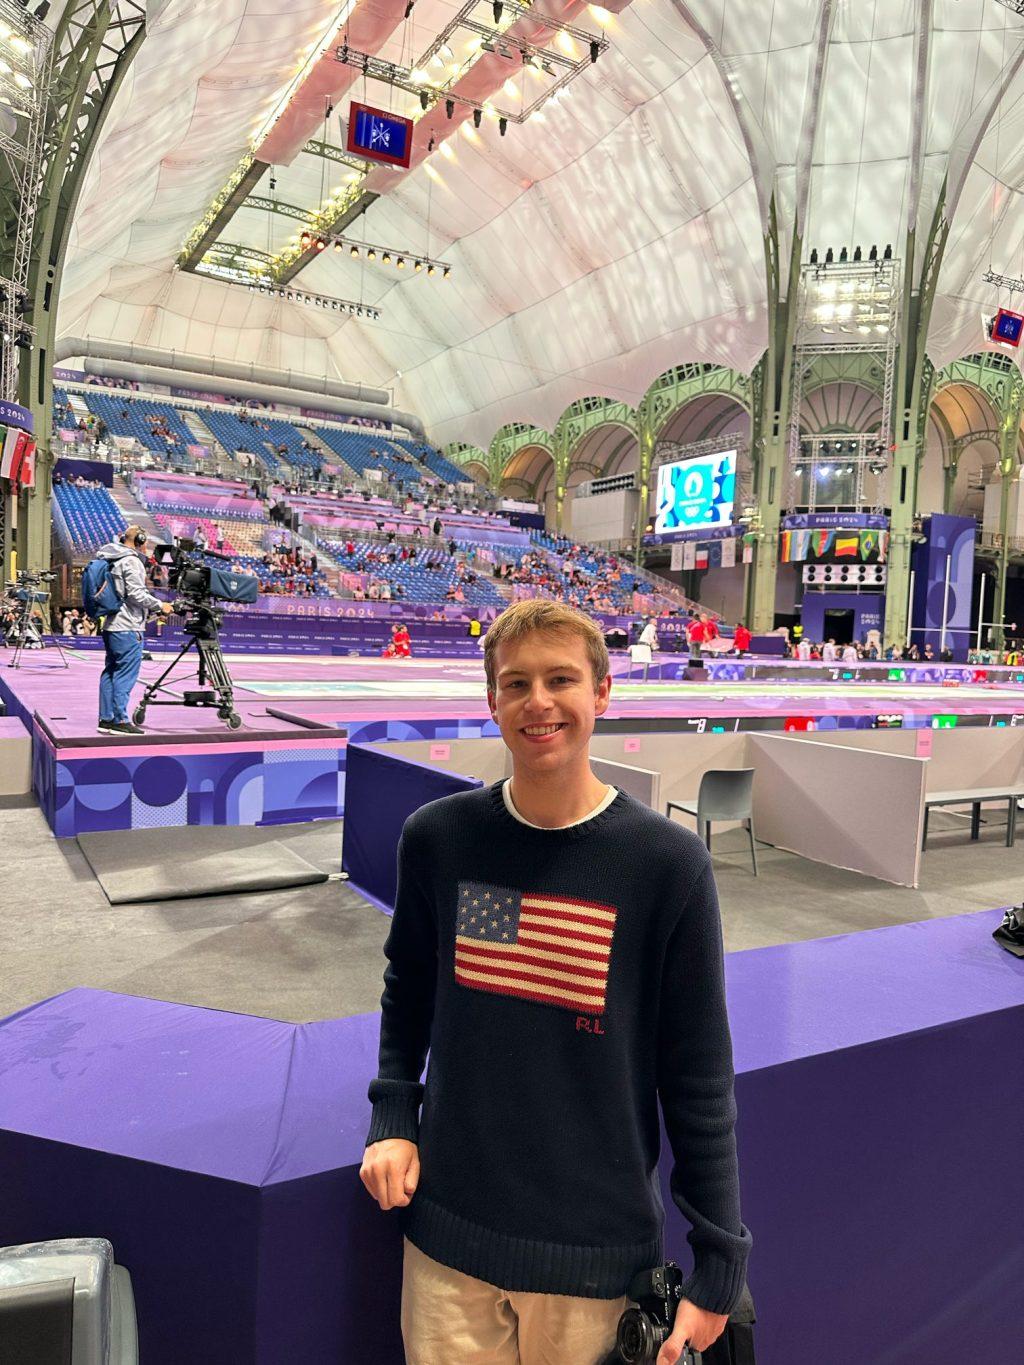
[
  {"x1": 655, "y1": 1299, "x2": 729, "y2": 1364},
  {"x1": 360, "y1": 1138, "x2": 420, "y2": 1211},
  {"x1": 160, "y1": 602, "x2": 174, "y2": 615}
]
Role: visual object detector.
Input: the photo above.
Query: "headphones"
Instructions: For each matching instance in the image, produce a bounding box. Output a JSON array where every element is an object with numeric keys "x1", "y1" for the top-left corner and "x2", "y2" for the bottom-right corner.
[{"x1": 121, "y1": 528, "x2": 148, "y2": 549}]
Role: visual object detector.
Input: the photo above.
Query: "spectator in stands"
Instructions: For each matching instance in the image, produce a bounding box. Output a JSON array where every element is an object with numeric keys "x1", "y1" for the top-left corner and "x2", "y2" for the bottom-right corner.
[
  {"x1": 922, "y1": 642, "x2": 935, "y2": 662},
  {"x1": 95, "y1": 527, "x2": 174, "y2": 735}
]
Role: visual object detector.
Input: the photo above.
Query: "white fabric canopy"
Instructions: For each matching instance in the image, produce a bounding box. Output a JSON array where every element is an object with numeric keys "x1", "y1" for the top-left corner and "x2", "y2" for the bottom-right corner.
[{"x1": 57, "y1": 0, "x2": 1024, "y2": 448}]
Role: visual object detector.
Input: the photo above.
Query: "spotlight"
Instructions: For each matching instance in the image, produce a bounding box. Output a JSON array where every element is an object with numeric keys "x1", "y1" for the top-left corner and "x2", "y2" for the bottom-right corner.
[
  {"x1": 825, "y1": 247, "x2": 834, "y2": 264},
  {"x1": 839, "y1": 246, "x2": 848, "y2": 263},
  {"x1": 315, "y1": 238, "x2": 327, "y2": 251},
  {"x1": 333, "y1": 240, "x2": 343, "y2": 251},
  {"x1": 36, "y1": 1, "x2": 51, "y2": 15},
  {"x1": 404, "y1": 0, "x2": 414, "y2": 15},
  {"x1": 382, "y1": 251, "x2": 391, "y2": 264},
  {"x1": 414, "y1": 259, "x2": 423, "y2": 271},
  {"x1": 590, "y1": 40, "x2": 600, "y2": 63},
  {"x1": 493, "y1": 0, "x2": 503, "y2": 20},
  {"x1": 446, "y1": 98, "x2": 454, "y2": 118},
  {"x1": 883, "y1": 243, "x2": 892, "y2": 260},
  {"x1": 499, "y1": 116, "x2": 507, "y2": 136},
  {"x1": 868, "y1": 244, "x2": 878, "y2": 261},
  {"x1": 442, "y1": 266, "x2": 450, "y2": 279},
  {"x1": 420, "y1": 89, "x2": 430, "y2": 111},
  {"x1": 367, "y1": 248, "x2": 376, "y2": 260},
  {"x1": 809, "y1": 248, "x2": 818, "y2": 265},
  {"x1": 473, "y1": 107, "x2": 482, "y2": 128},
  {"x1": 397, "y1": 256, "x2": 405, "y2": 268},
  {"x1": 300, "y1": 232, "x2": 312, "y2": 247},
  {"x1": 350, "y1": 245, "x2": 360, "y2": 257},
  {"x1": 853, "y1": 245, "x2": 862, "y2": 262},
  {"x1": 427, "y1": 264, "x2": 436, "y2": 276}
]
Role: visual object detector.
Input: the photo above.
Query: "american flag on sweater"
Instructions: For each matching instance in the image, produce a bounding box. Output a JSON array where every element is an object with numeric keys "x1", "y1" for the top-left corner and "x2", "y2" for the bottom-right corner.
[{"x1": 454, "y1": 881, "x2": 618, "y2": 1015}]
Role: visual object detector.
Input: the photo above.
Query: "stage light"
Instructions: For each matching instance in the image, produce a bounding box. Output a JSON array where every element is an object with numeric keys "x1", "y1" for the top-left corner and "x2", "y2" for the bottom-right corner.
[
  {"x1": 819, "y1": 466, "x2": 831, "y2": 476},
  {"x1": 809, "y1": 248, "x2": 818, "y2": 265},
  {"x1": 493, "y1": 1, "x2": 503, "y2": 20},
  {"x1": 333, "y1": 240, "x2": 343, "y2": 252},
  {"x1": 382, "y1": 251, "x2": 391, "y2": 264},
  {"x1": 473, "y1": 107, "x2": 482, "y2": 128},
  {"x1": 427, "y1": 264, "x2": 436, "y2": 276},
  {"x1": 839, "y1": 247, "x2": 848, "y2": 263},
  {"x1": 499, "y1": 117, "x2": 507, "y2": 136},
  {"x1": 420, "y1": 89, "x2": 430, "y2": 111},
  {"x1": 397, "y1": 256, "x2": 405, "y2": 268},
  {"x1": 350, "y1": 245, "x2": 359, "y2": 257},
  {"x1": 446, "y1": 98, "x2": 455, "y2": 118},
  {"x1": 590, "y1": 40, "x2": 600, "y2": 63},
  {"x1": 853, "y1": 245, "x2": 862, "y2": 262},
  {"x1": 404, "y1": 0, "x2": 414, "y2": 15},
  {"x1": 35, "y1": 1, "x2": 51, "y2": 16},
  {"x1": 367, "y1": 247, "x2": 376, "y2": 260},
  {"x1": 883, "y1": 243, "x2": 892, "y2": 260},
  {"x1": 442, "y1": 266, "x2": 450, "y2": 279},
  {"x1": 825, "y1": 247, "x2": 834, "y2": 264},
  {"x1": 300, "y1": 232, "x2": 311, "y2": 247},
  {"x1": 414, "y1": 259, "x2": 423, "y2": 271},
  {"x1": 315, "y1": 238, "x2": 327, "y2": 251},
  {"x1": 869, "y1": 244, "x2": 878, "y2": 261}
]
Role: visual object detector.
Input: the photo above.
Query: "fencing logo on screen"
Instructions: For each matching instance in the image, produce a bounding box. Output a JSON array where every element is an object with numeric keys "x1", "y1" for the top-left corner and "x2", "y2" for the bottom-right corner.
[
  {"x1": 454, "y1": 881, "x2": 617, "y2": 1015},
  {"x1": 655, "y1": 450, "x2": 736, "y2": 533}
]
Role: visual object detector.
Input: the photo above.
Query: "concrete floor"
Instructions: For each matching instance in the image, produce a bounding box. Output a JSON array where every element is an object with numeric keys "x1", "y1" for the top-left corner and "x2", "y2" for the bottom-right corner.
[{"x1": 0, "y1": 802, "x2": 1017, "y2": 1024}]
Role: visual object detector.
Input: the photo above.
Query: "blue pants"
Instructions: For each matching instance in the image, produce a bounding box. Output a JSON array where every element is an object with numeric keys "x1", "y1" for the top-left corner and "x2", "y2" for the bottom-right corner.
[{"x1": 99, "y1": 630, "x2": 144, "y2": 722}]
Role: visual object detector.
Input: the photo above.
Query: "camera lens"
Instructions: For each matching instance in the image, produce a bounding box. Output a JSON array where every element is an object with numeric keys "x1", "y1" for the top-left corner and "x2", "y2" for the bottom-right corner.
[{"x1": 616, "y1": 1308, "x2": 664, "y2": 1364}]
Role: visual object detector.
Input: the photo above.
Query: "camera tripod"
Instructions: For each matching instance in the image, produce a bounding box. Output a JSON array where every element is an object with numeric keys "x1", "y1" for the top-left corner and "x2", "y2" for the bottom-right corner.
[
  {"x1": 4, "y1": 589, "x2": 70, "y2": 670},
  {"x1": 132, "y1": 599, "x2": 242, "y2": 730}
]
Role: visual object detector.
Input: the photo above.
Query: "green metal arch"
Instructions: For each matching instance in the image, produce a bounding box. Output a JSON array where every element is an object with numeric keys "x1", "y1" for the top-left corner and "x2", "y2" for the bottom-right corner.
[
  {"x1": 442, "y1": 441, "x2": 490, "y2": 484},
  {"x1": 638, "y1": 364, "x2": 752, "y2": 442}
]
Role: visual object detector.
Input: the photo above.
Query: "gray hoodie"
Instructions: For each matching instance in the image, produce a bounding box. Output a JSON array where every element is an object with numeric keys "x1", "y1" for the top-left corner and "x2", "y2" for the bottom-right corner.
[{"x1": 96, "y1": 542, "x2": 162, "y2": 633}]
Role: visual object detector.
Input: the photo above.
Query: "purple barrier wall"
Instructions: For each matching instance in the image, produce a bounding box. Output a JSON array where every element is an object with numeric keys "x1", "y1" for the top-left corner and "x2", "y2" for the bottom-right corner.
[
  {"x1": 341, "y1": 743, "x2": 482, "y2": 910},
  {"x1": 800, "y1": 592, "x2": 884, "y2": 644},
  {"x1": 910, "y1": 513, "x2": 975, "y2": 658},
  {"x1": 53, "y1": 458, "x2": 114, "y2": 487}
]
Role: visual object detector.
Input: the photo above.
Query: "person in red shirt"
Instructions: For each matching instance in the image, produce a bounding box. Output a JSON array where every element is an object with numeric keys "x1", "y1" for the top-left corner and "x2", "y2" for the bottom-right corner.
[
  {"x1": 392, "y1": 623, "x2": 412, "y2": 659},
  {"x1": 733, "y1": 623, "x2": 752, "y2": 654}
]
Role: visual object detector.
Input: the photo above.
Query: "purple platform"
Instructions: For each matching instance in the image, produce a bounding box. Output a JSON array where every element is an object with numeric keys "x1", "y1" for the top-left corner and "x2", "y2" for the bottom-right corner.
[{"x1": 1, "y1": 910, "x2": 1021, "y2": 1363}]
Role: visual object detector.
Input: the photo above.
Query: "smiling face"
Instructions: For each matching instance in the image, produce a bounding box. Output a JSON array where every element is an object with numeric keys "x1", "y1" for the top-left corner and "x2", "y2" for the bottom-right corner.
[{"x1": 488, "y1": 628, "x2": 612, "y2": 778}]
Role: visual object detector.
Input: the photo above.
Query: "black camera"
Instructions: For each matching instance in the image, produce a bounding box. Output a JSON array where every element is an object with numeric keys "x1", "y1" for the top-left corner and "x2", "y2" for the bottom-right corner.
[
  {"x1": 615, "y1": 1263, "x2": 697, "y2": 1365},
  {"x1": 154, "y1": 542, "x2": 259, "y2": 606}
]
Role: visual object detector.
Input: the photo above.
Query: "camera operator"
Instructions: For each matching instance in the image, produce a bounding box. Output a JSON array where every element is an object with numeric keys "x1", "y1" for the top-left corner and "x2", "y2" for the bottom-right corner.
[{"x1": 96, "y1": 526, "x2": 173, "y2": 734}]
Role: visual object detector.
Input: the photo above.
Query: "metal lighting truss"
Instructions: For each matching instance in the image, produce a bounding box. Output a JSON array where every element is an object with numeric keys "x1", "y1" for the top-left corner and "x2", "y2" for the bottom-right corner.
[
  {"x1": 0, "y1": 0, "x2": 54, "y2": 401},
  {"x1": 791, "y1": 434, "x2": 891, "y2": 514},
  {"x1": 243, "y1": 195, "x2": 452, "y2": 275},
  {"x1": 336, "y1": 0, "x2": 608, "y2": 124},
  {"x1": 787, "y1": 256, "x2": 901, "y2": 510},
  {"x1": 992, "y1": 1, "x2": 1024, "y2": 18},
  {"x1": 982, "y1": 268, "x2": 1024, "y2": 295},
  {"x1": 191, "y1": 249, "x2": 382, "y2": 320}
]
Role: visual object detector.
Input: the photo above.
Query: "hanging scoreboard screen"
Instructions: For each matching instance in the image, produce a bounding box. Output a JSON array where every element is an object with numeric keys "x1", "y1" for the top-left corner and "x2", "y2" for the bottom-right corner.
[
  {"x1": 346, "y1": 102, "x2": 414, "y2": 168},
  {"x1": 993, "y1": 308, "x2": 1024, "y2": 347},
  {"x1": 654, "y1": 449, "x2": 737, "y2": 535}
]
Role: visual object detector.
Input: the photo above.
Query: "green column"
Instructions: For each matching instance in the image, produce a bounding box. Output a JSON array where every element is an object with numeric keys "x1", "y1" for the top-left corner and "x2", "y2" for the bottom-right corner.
[
  {"x1": 633, "y1": 411, "x2": 656, "y2": 567},
  {"x1": 990, "y1": 382, "x2": 1023, "y2": 649}
]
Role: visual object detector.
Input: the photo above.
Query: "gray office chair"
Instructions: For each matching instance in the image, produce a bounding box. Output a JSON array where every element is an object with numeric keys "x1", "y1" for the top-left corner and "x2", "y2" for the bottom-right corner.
[{"x1": 667, "y1": 768, "x2": 758, "y2": 874}]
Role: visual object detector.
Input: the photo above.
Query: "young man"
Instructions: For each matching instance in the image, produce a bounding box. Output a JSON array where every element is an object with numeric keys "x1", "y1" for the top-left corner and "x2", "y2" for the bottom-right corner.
[{"x1": 361, "y1": 599, "x2": 751, "y2": 1365}]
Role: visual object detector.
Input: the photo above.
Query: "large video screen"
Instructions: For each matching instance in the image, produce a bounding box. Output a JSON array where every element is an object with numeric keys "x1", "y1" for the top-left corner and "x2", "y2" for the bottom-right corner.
[{"x1": 654, "y1": 449, "x2": 737, "y2": 535}]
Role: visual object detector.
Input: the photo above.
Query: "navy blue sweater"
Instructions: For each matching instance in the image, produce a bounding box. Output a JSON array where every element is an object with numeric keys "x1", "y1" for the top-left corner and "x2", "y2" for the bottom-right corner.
[{"x1": 366, "y1": 782, "x2": 751, "y2": 1313}]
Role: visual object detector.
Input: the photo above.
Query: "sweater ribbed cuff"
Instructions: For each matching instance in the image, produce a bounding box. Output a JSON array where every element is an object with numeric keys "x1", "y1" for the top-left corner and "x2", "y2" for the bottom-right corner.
[
  {"x1": 366, "y1": 1090, "x2": 421, "y2": 1146},
  {"x1": 679, "y1": 1234, "x2": 751, "y2": 1317}
]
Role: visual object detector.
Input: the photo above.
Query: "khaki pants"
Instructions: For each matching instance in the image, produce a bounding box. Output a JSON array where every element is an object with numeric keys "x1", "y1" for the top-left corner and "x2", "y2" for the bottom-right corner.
[{"x1": 401, "y1": 1238, "x2": 628, "y2": 1365}]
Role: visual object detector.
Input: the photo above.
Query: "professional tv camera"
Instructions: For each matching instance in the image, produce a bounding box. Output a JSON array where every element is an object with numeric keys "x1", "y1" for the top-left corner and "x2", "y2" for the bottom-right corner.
[
  {"x1": 132, "y1": 542, "x2": 259, "y2": 731},
  {"x1": 3, "y1": 569, "x2": 67, "y2": 669}
]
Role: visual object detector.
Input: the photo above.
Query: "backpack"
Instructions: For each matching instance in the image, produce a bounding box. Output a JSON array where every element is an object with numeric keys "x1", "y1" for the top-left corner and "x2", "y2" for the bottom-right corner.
[{"x1": 81, "y1": 557, "x2": 125, "y2": 621}]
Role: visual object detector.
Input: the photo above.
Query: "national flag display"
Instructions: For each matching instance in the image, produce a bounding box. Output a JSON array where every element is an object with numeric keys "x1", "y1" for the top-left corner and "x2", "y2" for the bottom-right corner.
[
  {"x1": 835, "y1": 535, "x2": 859, "y2": 557},
  {"x1": 455, "y1": 881, "x2": 617, "y2": 1015}
]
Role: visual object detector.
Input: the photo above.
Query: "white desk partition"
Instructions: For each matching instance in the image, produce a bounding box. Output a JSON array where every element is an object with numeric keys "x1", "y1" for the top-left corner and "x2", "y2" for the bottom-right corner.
[
  {"x1": 589, "y1": 757, "x2": 661, "y2": 810},
  {"x1": 748, "y1": 734, "x2": 927, "y2": 887}
]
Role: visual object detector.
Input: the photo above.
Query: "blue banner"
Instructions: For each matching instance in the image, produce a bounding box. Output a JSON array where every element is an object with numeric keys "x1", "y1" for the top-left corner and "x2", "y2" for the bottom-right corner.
[
  {"x1": 0, "y1": 400, "x2": 32, "y2": 433},
  {"x1": 782, "y1": 513, "x2": 888, "y2": 530}
]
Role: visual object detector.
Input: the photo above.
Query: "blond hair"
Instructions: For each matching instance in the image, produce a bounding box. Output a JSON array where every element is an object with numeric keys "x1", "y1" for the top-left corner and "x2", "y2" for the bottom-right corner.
[{"x1": 483, "y1": 598, "x2": 610, "y2": 692}]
